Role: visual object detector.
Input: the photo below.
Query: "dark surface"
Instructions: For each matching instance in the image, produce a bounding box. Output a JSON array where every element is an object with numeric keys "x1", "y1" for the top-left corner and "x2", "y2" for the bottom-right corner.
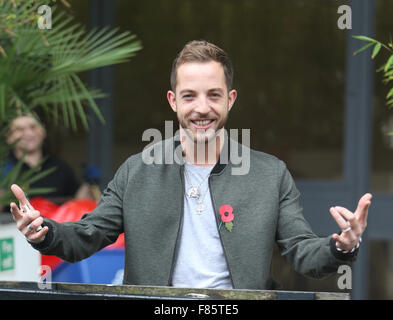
[{"x1": 0, "y1": 281, "x2": 349, "y2": 300}]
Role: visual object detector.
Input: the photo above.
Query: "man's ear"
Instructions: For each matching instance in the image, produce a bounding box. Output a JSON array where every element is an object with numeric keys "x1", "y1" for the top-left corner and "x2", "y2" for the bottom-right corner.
[
  {"x1": 167, "y1": 90, "x2": 177, "y2": 112},
  {"x1": 228, "y1": 89, "x2": 237, "y2": 112}
]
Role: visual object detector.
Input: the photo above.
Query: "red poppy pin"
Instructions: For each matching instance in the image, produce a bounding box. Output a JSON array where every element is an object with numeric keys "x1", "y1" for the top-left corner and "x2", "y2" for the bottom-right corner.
[{"x1": 218, "y1": 204, "x2": 234, "y2": 232}]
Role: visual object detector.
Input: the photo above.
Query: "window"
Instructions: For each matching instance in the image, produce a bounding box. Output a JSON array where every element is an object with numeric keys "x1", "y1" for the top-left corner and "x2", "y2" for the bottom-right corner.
[{"x1": 114, "y1": 0, "x2": 347, "y2": 179}]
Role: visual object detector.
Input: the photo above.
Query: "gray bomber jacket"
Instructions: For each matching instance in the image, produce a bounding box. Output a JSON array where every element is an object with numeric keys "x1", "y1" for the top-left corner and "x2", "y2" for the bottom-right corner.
[{"x1": 32, "y1": 137, "x2": 357, "y2": 289}]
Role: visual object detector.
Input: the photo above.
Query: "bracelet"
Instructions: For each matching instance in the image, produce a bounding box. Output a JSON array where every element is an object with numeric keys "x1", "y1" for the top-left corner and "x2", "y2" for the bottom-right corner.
[{"x1": 336, "y1": 237, "x2": 362, "y2": 254}]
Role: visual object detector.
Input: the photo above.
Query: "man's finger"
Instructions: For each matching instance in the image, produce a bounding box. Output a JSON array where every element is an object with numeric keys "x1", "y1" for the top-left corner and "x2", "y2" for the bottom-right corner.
[
  {"x1": 330, "y1": 207, "x2": 350, "y2": 231},
  {"x1": 333, "y1": 206, "x2": 364, "y2": 235},
  {"x1": 333, "y1": 231, "x2": 359, "y2": 250},
  {"x1": 10, "y1": 202, "x2": 24, "y2": 221},
  {"x1": 27, "y1": 226, "x2": 48, "y2": 243},
  {"x1": 10, "y1": 184, "x2": 35, "y2": 215},
  {"x1": 18, "y1": 210, "x2": 41, "y2": 233},
  {"x1": 24, "y1": 216, "x2": 44, "y2": 235},
  {"x1": 332, "y1": 233, "x2": 346, "y2": 247},
  {"x1": 334, "y1": 206, "x2": 355, "y2": 222},
  {"x1": 10, "y1": 184, "x2": 29, "y2": 206},
  {"x1": 355, "y1": 193, "x2": 372, "y2": 223}
]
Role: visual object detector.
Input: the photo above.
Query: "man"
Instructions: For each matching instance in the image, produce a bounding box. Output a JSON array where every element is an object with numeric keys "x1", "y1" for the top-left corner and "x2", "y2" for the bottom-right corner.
[{"x1": 10, "y1": 40, "x2": 371, "y2": 289}]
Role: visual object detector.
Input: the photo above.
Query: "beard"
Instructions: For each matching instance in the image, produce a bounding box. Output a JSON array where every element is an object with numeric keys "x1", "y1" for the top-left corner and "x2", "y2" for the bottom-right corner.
[
  {"x1": 177, "y1": 111, "x2": 228, "y2": 145},
  {"x1": 177, "y1": 111, "x2": 228, "y2": 165}
]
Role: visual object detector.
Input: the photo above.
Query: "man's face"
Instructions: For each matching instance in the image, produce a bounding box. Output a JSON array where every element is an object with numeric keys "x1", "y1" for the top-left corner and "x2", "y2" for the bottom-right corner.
[
  {"x1": 6, "y1": 116, "x2": 46, "y2": 154},
  {"x1": 167, "y1": 61, "x2": 237, "y2": 144}
]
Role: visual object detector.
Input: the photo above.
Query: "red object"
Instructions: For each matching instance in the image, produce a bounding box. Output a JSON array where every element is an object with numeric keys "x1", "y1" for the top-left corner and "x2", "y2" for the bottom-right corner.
[
  {"x1": 29, "y1": 197, "x2": 125, "y2": 270},
  {"x1": 219, "y1": 204, "x2": 234, "y2": 223},
  {"x1": 29, "y1": 197, "x2": 59, "y2": 218}
]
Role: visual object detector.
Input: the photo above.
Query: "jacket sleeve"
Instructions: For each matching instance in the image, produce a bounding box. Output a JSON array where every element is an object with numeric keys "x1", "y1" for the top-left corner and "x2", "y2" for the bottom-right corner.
[
  {"x1": 275, "y1": 160, "x2": 358, "y2": 279},
  {"x1": 30, "y1": 161, "x2": 128, "y2": 263}
]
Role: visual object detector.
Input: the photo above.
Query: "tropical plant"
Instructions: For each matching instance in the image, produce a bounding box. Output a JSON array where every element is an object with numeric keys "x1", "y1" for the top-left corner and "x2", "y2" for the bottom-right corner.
[
  {"x1": 0, "y1": 0, "x2": 142, "y2": 206},
  {"x1": 353, "y1": 35, "x2": 393, "y2": 135}
]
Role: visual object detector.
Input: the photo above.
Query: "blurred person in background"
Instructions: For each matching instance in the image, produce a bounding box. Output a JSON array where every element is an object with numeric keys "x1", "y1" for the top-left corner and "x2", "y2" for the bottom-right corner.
[{"x1": 0, "y1": 112, "x2": 97, "y2": 212}]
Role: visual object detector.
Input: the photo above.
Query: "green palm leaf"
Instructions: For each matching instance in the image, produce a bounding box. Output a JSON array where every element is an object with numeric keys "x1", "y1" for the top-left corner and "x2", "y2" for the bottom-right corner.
[
  {"x1": 0, "y1": 0, "x2": 142, "y2": 207},
  {"x1": 0, "y1": 4, "x2": 142, "y2": 130}
]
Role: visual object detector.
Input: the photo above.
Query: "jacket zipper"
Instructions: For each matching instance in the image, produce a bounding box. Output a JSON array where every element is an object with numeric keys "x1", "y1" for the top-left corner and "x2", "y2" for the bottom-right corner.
[
  {"x1": 167, "y1": 167, "x2": 186, "y2": 286},
  {"x1": 208, "y1": 175, "x2": 235, "y2": 289},
  {"x1": 167, "y1": 167, "x2": 235, "y2": 288}
]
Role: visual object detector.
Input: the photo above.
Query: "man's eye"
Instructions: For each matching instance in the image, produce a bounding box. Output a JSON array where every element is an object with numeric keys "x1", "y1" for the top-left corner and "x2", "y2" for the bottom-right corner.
[{"x1": 183, "y1": 95, "x2": 193, "y2": 99}]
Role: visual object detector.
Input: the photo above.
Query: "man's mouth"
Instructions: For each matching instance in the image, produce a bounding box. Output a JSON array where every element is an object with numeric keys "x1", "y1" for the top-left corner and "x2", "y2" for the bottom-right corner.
[{"x1": 191, "y1": 119, "x2": 215, "y2": 129}]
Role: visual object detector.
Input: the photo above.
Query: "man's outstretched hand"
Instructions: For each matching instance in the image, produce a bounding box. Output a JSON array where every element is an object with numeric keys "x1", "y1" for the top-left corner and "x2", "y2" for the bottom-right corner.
[
  {"x1": 329, "y1": 193, "x2": 372, "y2": 252},
  {"x1": 10, "y1": 184, "x2": 48, "y2": 243}
]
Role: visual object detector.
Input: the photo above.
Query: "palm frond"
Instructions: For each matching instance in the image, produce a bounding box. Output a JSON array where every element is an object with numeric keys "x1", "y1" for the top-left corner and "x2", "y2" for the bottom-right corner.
[
  {"x1": 0, "y1": 4, "x2": 142, "y2": 130},
  {"x1": 0, "y1": 1, "x2": 142, "y2": 206}
]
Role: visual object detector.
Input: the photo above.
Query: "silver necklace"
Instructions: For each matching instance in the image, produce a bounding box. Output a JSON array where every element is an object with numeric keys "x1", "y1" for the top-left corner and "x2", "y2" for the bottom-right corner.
[
  {"x1": 184, "y1": 167, "x2": 210, "y2": 199},
  {"x1": 184, "y1": 167, "x2": 211, "y2": 213},
  {"x1": 194, "y1": 184, "x2": 210, "y2": 213}
]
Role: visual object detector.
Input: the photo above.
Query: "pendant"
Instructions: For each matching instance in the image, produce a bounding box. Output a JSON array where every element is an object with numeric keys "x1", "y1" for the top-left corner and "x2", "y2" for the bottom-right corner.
[
  {"x1": 187, "y1": 186, "x2": 200, "y2": 199},
  {"x1": 196, "y1": 203, "x2": 205, "y2": 213}
]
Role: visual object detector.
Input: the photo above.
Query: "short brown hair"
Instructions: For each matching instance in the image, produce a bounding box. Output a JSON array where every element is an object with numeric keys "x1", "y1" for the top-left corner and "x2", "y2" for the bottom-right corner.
[{"x1": 170, "y1": 40, "x2": 234, "y2": 91}]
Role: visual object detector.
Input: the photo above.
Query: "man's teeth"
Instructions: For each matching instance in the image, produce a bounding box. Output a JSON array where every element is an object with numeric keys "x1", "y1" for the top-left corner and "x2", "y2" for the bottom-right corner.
[{"x1": 193, "y1": 120, "x2": 212, "y2": 126}]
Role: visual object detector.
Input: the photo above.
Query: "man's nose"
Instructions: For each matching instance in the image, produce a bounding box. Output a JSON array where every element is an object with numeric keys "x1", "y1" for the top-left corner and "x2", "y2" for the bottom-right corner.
[{"x1": 194, "y1": 96, "x2": 210, "y2": 114}]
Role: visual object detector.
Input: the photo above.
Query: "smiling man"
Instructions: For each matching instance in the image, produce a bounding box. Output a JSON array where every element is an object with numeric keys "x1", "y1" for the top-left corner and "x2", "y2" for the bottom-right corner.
[
  {"x1": 167, "y1": 42, "x2": 237, "y2": 166},
  {"x1": 9, "y1": 40, "x2": 372, "y2": 290}
]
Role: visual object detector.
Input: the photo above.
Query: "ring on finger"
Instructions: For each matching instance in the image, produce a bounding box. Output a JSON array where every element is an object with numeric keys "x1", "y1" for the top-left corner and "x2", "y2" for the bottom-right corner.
[{"x1": 342, "y1": 226, "x2": 352, "y2": 233}]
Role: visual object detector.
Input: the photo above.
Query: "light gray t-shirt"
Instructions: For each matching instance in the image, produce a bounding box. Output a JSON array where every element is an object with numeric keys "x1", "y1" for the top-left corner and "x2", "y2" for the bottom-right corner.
[{"x1": 171, "y1": 162, "x2": 233, "y2": 289}]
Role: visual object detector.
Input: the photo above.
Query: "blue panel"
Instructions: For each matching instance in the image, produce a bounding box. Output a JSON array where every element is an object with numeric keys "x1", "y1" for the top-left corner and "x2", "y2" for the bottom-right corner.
[{"x1": 52, "y1": 249, "x2": 125, "y2": 284}]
